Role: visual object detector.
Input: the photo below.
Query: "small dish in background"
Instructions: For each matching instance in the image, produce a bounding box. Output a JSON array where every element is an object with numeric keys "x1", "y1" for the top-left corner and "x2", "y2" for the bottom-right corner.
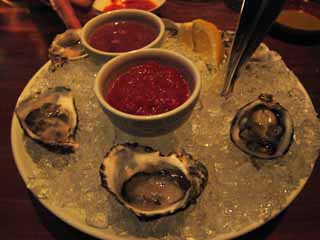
[
  {"x1": 92, "y1": 0, "x2": 166, "y2": 12},
  {"x1": 81, "y1": 9, "x2": 165, "y2": 60},
  {"x1": 223, "y1": 0, "x2": 243, "y2": 12},
  {"x1": 272, "y1": 0, "x2": 320, "y2": 44},
  {"x1": 224, "y1": 0, "x2": 320, "y2": 44}
]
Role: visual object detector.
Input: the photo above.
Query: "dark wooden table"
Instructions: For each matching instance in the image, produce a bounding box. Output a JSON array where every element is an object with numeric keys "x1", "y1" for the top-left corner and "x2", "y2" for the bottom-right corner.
[{"x1": 1, "y1": 1, "x2": 319, "y2": 239}]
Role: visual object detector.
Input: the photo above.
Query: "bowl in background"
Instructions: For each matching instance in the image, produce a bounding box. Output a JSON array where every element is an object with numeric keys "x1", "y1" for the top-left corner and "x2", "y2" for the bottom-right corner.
[
  {"x1": 94, "y1": 49, "x2": 201, "y2": 136},
  {"x1": 81, "y1": 9, "x2": 165, "y2": 60},
  {"x1": 272, "y1": 0, "x2": 320, "y2": 44},
  {"x1": 92, "y1": 0, "x2": 167, "y2": 12}
]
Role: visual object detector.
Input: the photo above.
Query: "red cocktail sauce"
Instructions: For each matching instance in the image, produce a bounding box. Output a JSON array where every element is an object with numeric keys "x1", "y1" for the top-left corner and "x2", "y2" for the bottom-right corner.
[
  {"x1": 103, "y1": 0, "x2": 157, "y2": 12},
  {"x1": 88, "y1": 20, "x2": 158, "y2": 52},
  {"x1": 104, "y1": 61, "x2": 191, "y2": 116}
]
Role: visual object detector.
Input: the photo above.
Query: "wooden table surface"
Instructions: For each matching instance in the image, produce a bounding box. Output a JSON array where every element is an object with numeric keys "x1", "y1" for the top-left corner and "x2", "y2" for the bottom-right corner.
[{"x1": 1, "y1": 1, "x2": 319, "y2": 239}]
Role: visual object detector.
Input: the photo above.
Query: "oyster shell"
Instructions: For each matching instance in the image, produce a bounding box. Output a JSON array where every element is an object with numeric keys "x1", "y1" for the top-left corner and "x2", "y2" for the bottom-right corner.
[
  {"x1": 230, "y1": 94, "x2": 294, "y2": 159},
  {"x1": 100, "y1": 143, "x2": 208, "y2": 220},
  {"x1": 49, "y1": 29, "x2": 87, "y2": 70},
  {"x1": 15, "y1": 87, "x2": 79, "y2": 152}
]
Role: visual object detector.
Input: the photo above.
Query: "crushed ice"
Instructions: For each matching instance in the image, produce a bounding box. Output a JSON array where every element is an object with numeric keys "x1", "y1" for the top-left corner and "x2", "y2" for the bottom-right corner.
[{"x1": 19, "y1": 31, "x2": 320, "y2": 239}]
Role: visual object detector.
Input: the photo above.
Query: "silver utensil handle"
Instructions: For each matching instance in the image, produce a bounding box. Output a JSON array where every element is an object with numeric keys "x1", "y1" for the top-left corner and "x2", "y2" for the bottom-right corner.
[{"x1": 221, "y1": 0, "x2": 286, "y2": 97}]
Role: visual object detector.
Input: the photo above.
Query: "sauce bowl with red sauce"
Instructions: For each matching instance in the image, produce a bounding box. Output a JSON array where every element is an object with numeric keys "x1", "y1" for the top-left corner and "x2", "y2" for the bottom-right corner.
[
  {"x1": 81, "y1": 9, "x2": 165, "y2": 60},
  {"x1": 94, "y1": 49, "x2": 201, "y2": 136}
]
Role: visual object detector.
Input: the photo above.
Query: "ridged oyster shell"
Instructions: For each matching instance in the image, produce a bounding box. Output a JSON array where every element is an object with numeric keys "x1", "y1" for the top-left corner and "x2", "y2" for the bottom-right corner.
[
  {"x1": 49, "y1": 29, "x2": 87, "y2": 70},
  {"x1": 100, "y1": 143, "x2": 208, "y2": 220},
  {"x1": 230, "y1": 94, "x2": 294, "y2": 159},
  {"x1": 15, "y1": 87, "x2": 78, "y2": 152}
]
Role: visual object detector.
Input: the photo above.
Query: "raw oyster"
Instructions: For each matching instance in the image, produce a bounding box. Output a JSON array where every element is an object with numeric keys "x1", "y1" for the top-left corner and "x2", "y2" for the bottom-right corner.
[
  {"x1": 15, "y1": 87, "x2": 78, "y2": 152},
  {"x1": 49, "y1": 29, "x2": 87, "y2": 70},
  {"x1": 230, "y1": 94, "x2": 294, "y2": 159},
  {"x1": 100, "y1": 143, "x2": 208, "y2": 220}
]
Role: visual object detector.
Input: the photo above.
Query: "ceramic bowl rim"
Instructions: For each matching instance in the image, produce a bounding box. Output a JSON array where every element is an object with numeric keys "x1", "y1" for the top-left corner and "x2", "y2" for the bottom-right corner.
[
  {"x1": 94, "y1": 48, "x2": 201, "y2": 121},
  {"x1": 81, "y1": 9, "x2": 165, "y2": 58}
]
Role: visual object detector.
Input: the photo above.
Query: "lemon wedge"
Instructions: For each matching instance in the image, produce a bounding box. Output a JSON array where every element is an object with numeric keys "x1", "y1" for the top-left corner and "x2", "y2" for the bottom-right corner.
[
  {"x1": 192, "y1": 19, "x2": 224, "y2": 65},
  {"x1": 177, "y1": 22, "x2": 194, "y2": 49},
  {"x1": 178, "y1": 19, "x2": 224, "y2": 66}
]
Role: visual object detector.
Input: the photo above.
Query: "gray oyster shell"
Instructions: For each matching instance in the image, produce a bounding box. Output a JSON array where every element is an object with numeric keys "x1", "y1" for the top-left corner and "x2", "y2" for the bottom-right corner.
[
  {"x1": 49, "y1": 29, "x2": 87, "y2": 70},
  {"x1": 230, "y1": 94, "x2": 294, "y2": 159},
  {"x1": 100, "y1": 143, "x2": 208, "y2": 220},
  {"x1": 15, "y1": 87, "x2": 78, "y2": 152}
]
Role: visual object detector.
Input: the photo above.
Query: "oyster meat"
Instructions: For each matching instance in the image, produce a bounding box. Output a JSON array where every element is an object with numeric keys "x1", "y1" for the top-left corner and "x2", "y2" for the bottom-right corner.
[
  {"x1": 100, "y1": 143, "x2": 208, "y2": 220},
  {"x1": 230, "y1": 94, "x2": 294, "y2": 159},
  {"x1": 15, "y1": 87, "x2": 78, "y2": 152},
  {"x1": 49, "y1": 29, "x2": 87, "y2": 69}
]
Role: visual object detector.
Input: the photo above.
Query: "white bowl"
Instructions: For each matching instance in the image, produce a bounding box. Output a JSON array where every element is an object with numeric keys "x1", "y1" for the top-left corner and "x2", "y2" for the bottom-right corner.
[
  {"x1": 94, "y1": 49, "x2": 201, "y2": 135},
  {"x1": 81, "y1": 9, "x2": 165, "y2": 60}
]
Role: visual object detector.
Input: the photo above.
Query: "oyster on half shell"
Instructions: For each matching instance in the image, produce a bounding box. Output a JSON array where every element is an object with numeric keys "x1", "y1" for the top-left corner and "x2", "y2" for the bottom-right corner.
[
  {"x1": 49, "y1": 29, "x2": 87, "y2": 70},
  {"x1": 100, "y1": 143, "x2": 208, "y2": 220},
  {"x1": 15, "y1": 87, "x2": 79, "y2": 152},
  {"x1": 230, "y1": 94, "x2": 294, "y2": 159}
]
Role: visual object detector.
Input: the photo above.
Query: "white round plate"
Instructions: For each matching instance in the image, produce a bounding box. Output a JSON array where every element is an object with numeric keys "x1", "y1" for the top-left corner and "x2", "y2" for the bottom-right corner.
[{"x1": 11, "y1": 24, "x2": 320, "y2": 239}]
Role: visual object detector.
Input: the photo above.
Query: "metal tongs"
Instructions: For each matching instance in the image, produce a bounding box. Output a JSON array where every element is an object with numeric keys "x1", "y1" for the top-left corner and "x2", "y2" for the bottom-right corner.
[{"x1": 221, "y1": 0, "x2": 286, "y2": 97}]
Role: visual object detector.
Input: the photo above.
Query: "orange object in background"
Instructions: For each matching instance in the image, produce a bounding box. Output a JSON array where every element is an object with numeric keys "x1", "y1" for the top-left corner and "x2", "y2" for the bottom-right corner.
[
  {"x1": 277, "y1": 9, "x2": 320, "y2": 31},
  {"x1": 271, "y1": 0, "x2": 320, "y2": 44},
  {"x1": 103, "y1": 0, "x2": 156, "y2": 12}
]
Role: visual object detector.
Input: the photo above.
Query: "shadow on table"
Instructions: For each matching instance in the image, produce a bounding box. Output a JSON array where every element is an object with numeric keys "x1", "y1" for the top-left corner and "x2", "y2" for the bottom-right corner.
[
  {"x1": 235, "y1": 212, "x2": 284, "y2": 240},
  {"x1": 29, "y1": 190, "x2": 284, "y2": 240},
  {"x1": 26, "y1": 4, "x2": 97, "y2": 45},
  {"x1": 29, "y1": 191, "x2": 98, "y2": 240},
  {"x1": 270, "y1": 25, "x2": 320, "y2": 46},
  {"x1": 27, "y1": 5, "x2": 66, "y2": 45}
]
